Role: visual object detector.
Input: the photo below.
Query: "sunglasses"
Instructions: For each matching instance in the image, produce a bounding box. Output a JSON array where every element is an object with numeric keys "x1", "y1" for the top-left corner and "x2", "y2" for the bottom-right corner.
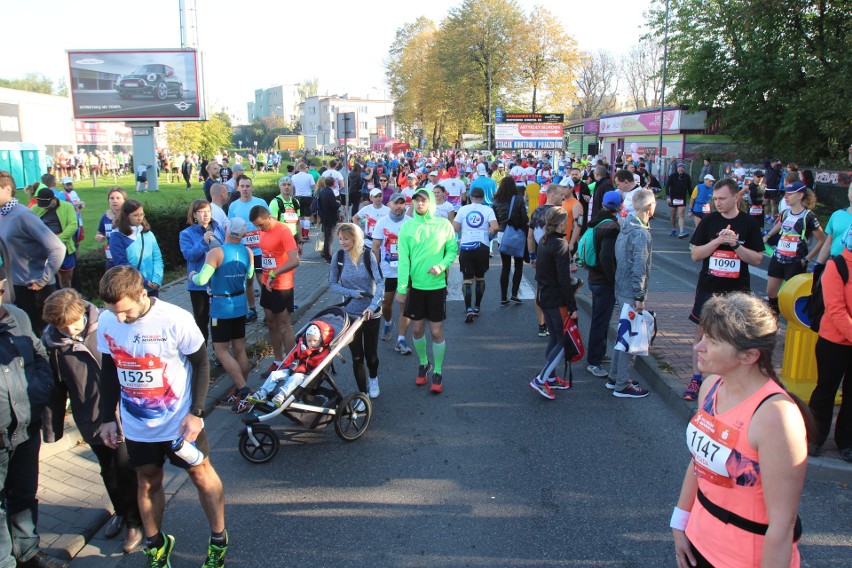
[{"x1": 380, "y1": 178, "x2": 388, "y2": 182}]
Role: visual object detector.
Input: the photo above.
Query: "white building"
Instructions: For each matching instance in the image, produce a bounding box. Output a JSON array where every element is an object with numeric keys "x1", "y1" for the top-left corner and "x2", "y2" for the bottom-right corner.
[
  {"x1": 251, "y1": 84, "x2": 302, "y2": 125},
  {"x1": 299, "y1": 95, "x2": 393, "y2": 149}
]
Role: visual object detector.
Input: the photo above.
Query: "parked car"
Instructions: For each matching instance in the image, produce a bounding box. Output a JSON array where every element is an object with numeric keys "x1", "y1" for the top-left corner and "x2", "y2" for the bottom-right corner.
[{"x1": 116, "y1": 64, "x2": 183, "y2": 101}]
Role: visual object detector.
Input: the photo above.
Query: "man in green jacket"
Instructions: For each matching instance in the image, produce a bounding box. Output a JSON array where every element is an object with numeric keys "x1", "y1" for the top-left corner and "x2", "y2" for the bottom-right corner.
[
  {"x1": 395, "y1": 187, "x2": 458, "y2": 394},
  {"x1": 30, "y1": 188, "x2": 78, "y2": 289}
]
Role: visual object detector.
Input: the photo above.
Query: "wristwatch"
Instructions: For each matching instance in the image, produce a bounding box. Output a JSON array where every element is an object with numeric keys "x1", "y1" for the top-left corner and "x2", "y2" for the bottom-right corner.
[{"x1": 189, "y1": 408, "x2": 205, "y2": 418}]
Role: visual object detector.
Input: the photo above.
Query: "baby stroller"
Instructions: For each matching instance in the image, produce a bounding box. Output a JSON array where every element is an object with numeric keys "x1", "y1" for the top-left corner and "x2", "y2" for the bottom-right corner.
[{"x1": 238, "y1": 307, "x2": 371, "y2": 464}]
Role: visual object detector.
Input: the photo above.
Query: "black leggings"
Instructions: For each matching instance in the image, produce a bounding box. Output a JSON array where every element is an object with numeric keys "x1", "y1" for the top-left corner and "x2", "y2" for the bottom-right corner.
[
  {"x1": 500, "y1": 253, "x2": 524, "y2": 301},
  {"x1": 90, "y1": 442, "x2": 142, "y2": 527},
  {"x1": 349, "y1": 316, "x2": 380, "y2": 393},
  {"x1": 189, "y1": 289, "x2": 210, "y2": 345}
]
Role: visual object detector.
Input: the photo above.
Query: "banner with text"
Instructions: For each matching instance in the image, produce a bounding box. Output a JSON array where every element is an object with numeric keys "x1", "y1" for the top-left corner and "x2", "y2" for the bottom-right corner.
[{"x1": 495, "y1": 113, "x2": 564, "y2": 150}]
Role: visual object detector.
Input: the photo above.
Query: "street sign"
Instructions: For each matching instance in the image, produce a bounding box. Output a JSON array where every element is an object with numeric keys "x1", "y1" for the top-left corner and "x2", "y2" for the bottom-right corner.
[{"x1": 336, "y1": 112, "x2": 356, "y2": 142}]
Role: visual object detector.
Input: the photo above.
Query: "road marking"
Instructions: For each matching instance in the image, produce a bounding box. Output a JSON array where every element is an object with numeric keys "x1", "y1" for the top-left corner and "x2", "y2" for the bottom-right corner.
[{"x1": 446, "y1": 259, "x2": 535, "y2": 301}]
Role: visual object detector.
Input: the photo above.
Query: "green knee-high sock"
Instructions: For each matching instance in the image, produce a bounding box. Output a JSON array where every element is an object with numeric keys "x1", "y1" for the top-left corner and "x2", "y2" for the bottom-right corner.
[
  {"x1": 462, "y1": 282, "x2": 472, "y2": 309},
  {"x1": 413, "y1": 335, "x2": 428, "y2": 366},
  {"x1": 475, "y1": 280, "x2": 485, "y2": 307},
  {"x1": 432, "y1": 341, "x2": 446, "y2": 374}
]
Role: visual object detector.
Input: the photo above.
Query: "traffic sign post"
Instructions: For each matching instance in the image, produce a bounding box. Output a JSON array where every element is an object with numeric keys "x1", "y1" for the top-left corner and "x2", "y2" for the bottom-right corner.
[{"x1": 336, "y1": 112, "x2": 356, "y2": 221}]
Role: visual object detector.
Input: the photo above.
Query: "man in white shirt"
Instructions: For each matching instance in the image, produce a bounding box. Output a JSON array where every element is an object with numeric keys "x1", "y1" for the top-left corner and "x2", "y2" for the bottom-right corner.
[
  {"x1": 291, "y1": 163, "x2": 316, "y2": 241},
  {"x1": 320, "y1": 159, "x2": 345, "y2": 197},
  {"x1": 353, "y1": 189, "x2": 390, "y2": 249},
  {"x1": 209, "y1": 183, "x2": 230, "y2": 229},
  {"x1": 452, "y1": 186, "x2": 498, "y2": 322}
]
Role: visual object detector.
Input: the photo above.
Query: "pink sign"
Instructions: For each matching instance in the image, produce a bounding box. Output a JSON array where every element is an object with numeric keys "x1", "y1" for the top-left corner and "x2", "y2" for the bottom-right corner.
[{"x1": 600, "y1": 110, "x2": 682, "y2": 135}]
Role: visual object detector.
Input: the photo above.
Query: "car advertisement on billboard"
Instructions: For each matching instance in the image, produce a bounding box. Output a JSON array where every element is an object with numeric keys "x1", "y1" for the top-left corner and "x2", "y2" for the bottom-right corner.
[{"x1": 67, "y1": 49, "x2": 205, "y2": 121}]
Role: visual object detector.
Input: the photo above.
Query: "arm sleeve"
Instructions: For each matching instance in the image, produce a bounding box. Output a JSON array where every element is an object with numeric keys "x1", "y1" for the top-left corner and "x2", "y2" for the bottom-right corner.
[
  {"x1": 100, "y1": 355, "x2": 120, "y2": 424},
  {"x1": 192, "y1": 263, "x2": 217, "y2": 286},
  {"x1": 186, "y1": 346, "x2": 210, "y2": 411},
  {"x1": 150, "y1": 234, "x2": 164, "y2": 285}
]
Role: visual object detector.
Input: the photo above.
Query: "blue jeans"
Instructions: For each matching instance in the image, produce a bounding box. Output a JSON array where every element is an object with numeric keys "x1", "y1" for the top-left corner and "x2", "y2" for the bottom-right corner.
[
  {"x1": 587, "y1": 283, "x2": 615, "y2": 366},
  {"x1": 0, "y1": 434, "x2": 41, "y2": 567}
]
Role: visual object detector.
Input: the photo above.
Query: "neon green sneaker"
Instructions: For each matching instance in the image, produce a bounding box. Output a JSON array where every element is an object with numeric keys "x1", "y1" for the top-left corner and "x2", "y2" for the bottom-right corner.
[
  {"x1": 202, "y1": 539, "x2": 228, "y2": 568},
  {"x1": 144, "y1": 534, "x2": 174, "y2": 568}
]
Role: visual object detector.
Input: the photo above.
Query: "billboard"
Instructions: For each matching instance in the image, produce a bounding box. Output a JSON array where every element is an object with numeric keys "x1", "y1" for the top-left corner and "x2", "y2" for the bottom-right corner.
[
  {"x1": 495, "y1": 113, "x2": 564, "y2": 150},
  {"x1": 599, "y1": 110, "x2": 681, "y2": 136},
  {"x1": 67, "y1": 49, "x2": 205, "y2": 121}
]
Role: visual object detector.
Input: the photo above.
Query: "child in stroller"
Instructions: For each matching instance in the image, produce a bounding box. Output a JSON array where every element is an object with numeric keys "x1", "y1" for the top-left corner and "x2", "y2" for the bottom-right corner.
[{"x1": 249, "y1": 319, "x2": 335, "y2": 407}]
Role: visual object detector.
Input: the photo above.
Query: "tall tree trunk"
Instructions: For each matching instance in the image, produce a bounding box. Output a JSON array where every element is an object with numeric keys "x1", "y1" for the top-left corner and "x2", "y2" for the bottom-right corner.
[{"x1": 531, "y1": 84, "x2": 538, "y2": 113}]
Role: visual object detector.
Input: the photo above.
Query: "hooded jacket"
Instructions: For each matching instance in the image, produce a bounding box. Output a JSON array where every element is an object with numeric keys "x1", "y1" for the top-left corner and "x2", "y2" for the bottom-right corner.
[
  {"x1": 396, "y1": 188, "x2": 459, "y2": 294},
  {"x1": 587, "y1": 209, "x2": 620, "y2": 285},
  {"x1": 31, "y1": 199, "x2": 78, "y2": 255},
  {"x1": 42, "y1": 303, "x2": 118, "y2": 444},
  {"x1": 615, "y1": 214, "x2": 653, "y2": 301},
  {"x1": 179, "y1": 220, "x2": 225, "y2": 292},
  {"x1": 109, "y1": 227, "x2": 164, "y2": 288}
]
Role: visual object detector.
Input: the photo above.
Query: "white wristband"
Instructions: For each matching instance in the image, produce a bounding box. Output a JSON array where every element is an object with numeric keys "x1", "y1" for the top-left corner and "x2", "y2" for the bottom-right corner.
[{"x1": 670, "y1": 507, "x2": 690, "y2": 531}]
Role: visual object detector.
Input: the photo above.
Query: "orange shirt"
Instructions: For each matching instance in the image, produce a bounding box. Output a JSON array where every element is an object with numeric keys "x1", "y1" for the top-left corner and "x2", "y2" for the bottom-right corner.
[
  {"x1": 561, "y1": 196, "x2": 579, "y2": 238},
  {"x1": 259, "y1": 221, "x2": 297, "y2": 290},
  {"x1": 818, "y1": 248, "x2": 852, "y2": 345}
]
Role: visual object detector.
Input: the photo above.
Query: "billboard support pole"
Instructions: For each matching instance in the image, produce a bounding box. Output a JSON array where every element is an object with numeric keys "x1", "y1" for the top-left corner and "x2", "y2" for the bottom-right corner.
[{"x1": 131, "y1": 123, "x2": 159, "y2": 192}]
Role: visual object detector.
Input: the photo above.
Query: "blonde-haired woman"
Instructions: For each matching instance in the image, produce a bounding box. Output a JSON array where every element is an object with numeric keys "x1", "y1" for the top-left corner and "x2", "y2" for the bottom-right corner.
[{"x1": 328, "y1": 223, "x2": 384, "y2": 399}]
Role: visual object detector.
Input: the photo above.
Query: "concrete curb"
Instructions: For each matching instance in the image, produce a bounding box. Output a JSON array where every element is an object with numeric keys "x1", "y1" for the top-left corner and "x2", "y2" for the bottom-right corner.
[{"x1": 574, "y1": 293, "x2": 852, "y2": 485}]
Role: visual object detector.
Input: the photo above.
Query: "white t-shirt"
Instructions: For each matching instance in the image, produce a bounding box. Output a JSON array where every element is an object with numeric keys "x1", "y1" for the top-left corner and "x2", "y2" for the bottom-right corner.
[
  {"x1": 456, "y1": 203, "x2": 496, "y2": 249},
  {"x1": 291, "y1": 171, "x2": 315, "y2": 197},
  {"x1": 321, "y1": 169, "x2": 345, "y2": 197},
  {"x1": 524, "y1": 166, "x2": 537, "y2": 183},
  {"x1": 435, "y1": 201, "x2": 455, "y2": 219},
  {"x1": 620, "y1": 187, "x2": 640, "y2": 219},
  {"x1": 97, "y1": 299, "x2": 205, "y2": 442},
  {"x1": 510, "y1": 165, "x2": 526, "y2": 187},
  {"x1": 371, "y1": 215, "x2": 410, "y2": 278},
  {"x1": 442, "y1": 177, "x2": 466, "y2": 211},
  {"x1": 211, "y1": 202, "x2": 228, "y2": 229},
  {"x1": 359, "y1": 204, "x2": 390, "y2": 242}
]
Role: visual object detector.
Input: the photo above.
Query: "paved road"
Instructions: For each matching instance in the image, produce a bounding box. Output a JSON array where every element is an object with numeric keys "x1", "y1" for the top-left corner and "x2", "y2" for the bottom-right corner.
[{"x1": 74, "y1": 254, "x2": 852, "y2": 567}]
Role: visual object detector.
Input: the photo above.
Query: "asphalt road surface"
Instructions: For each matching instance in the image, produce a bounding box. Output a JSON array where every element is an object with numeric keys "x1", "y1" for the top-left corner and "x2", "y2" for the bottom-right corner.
[
  {"x1": 73, "y1": 90, "x2": 199, "y2": 118},
  {"x1": 77, "y1": 255, "x2": 850, "y2": 567}
]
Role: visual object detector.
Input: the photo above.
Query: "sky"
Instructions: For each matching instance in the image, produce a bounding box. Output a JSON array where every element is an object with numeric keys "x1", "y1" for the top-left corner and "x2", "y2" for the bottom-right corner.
[{"x1": 2, "y1": 0, "x2": 651, "y2": 123}]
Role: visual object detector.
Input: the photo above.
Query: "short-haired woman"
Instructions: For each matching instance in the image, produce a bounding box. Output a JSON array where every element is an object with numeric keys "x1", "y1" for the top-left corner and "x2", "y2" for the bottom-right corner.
[{"x1": 180, "y1": 199, "x2": 225, "y2": 347}]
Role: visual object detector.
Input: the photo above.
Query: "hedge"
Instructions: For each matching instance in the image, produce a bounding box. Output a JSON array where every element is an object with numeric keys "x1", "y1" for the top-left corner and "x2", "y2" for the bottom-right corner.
[{"x1": 75, "y1": 180, "x2": 281, "y2": 300}]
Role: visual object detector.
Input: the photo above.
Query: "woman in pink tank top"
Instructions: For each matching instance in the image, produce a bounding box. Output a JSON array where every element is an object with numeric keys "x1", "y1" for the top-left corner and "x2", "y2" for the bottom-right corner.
[{"x1": 671, "y1": 293, "x2": 814, "y2": 567}]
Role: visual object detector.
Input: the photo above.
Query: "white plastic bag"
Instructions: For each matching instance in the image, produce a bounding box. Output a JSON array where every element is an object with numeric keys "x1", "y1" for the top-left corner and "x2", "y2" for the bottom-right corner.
[{"x1": 614, "y1": 304, "x2": 657, "y2": 356}]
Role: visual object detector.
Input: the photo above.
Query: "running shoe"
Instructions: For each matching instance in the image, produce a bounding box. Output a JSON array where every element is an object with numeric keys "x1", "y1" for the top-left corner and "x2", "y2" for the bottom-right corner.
[
  {"x1": 231, "y1": 386, "x2": 253, "y2": 413},
  {"x1": 841, "y1": 448, "x2": 852, "y2": 463},
  {"x1": 612, "y1": 383, "x2": 650, "y2": 398},
  {"x1": 677, "y1": 231, "x2": 690, "y2": 239},
  {"x1": 381, "y1": 319, "x2": 395, "y2": 341},
  {"x1": 218, "y1": 387, "x2": 238, "y2": 406},
  {"x1": 587, "y1": 365, "x2": 609, "y2": 378},
  {"x1": 430, "y1": 373, "x2": 443, "y2": 394},
  {"x1": 500, "y1": 300, "x2": 510, "y2": 307},
  {"x1": 203, "y1": 537, "x2": 228, "y2": 568},
  {"x1": 416, "y1": 363, "x2": 432, "y2": 386},
  {"x1": 473, "y1": 307, "x2": 480, "y2": 317},
  {"x1": 529, "y1": 379, "x2": 556, "y2": 400},
  {"x1": 538, "y1": 324, "x2": 549, "y2": 337},
  {"x1": 261, "y1": 361, "x2": 282, "y2": 379},
  {"x1": 571, "y1": 278, "x2": 584, "y2": 294},
  {"x1": 465, "y1": 308, "x2": 475, "y2": 323},
  {"x1": 510, "y1": 296, "x2": 523, "y2": 305},
  {"x1": 682, "y1": 379, "x2": 701, "y2": 401},
  {"x1": 368, "y1": 378, "x2": 380, "y2": 399},
  {"x1": 605, "y1": 378, "x2": 640, "y2": 390},
  {"x1": 668, "y1": 230, "x2": 677, "y2": 237},
  {"x1": 547, "y1": 376, "x2": 572, "y2": 390},
  {"x1": 395, "y1": 339, "x2": 412, "y2": 355},
  {"x1": 143, "y1": 534, "x2": 174, "y2": 568},
  {"x1": 246, "y1": 308, "x2": 258, "y2": 323}
]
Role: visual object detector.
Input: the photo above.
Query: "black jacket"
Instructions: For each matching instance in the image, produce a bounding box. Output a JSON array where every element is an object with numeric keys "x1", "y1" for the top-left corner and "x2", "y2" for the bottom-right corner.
[
  {"x1": 591, "y1": 177, "x2": 615, "y2": 218},
  {"x1": 587, "y1": 210, "x2": 620, "y2": 285},
  {"x1": 492, "y1": 195, "x2": 529, "y2": 233},
  {"x1": 666, "y1": 172, "x2": 692, "y2": 199},
  {"x1": 317, "y1": 187, "x2": 340, "y2": 225},
  {"x1": 0, "y1": 304, "x2": 53, "y2": 449},
  {"x1": 764, "y1": 164, "x2": 782, "y2": 189},
  {"x1": 42, "y1": 303, "x2": 117, "y2": 445},
  {"x1": 535, "y1": 232, "x2": 577, "y2": 311}
]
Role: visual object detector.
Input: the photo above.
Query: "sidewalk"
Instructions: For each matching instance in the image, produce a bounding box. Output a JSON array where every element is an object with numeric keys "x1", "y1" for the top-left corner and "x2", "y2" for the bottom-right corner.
[{"x1": 35, "y1": 225, "x2": 335, "y2": 562}]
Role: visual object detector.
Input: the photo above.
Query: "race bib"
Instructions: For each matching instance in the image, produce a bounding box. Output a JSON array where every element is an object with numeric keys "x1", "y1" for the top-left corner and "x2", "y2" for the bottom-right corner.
[
  {"x1": 687, "y1": 410, "x2": 738, "y2": 488},
  {"x1": 672, "y1": 199, "x2": 685, "y2": 206},
  {"x1": 116, "y1": 357, "x2": 166, "y2": 399},
  {"x1": 104, "y1": 245, "x2": 112, "y2": 260},
  {"x1": 385, "y1": 241, "x2": 399, "y2": 267},
  {"x1": 701, "y1": 203, "x2": 711, "y2": 214},
  {"x1": 282, "y1": 212, "x2": 298, "y2": 223},
  {"x1": 749, "y1": 205, "x2": 763, "y2": 216},
  {"x1": 708, "y1": 249, "x2": 741, "y2": 278},
  {"x1": 777, "y1": 234, "x2": 800, "y2": 257},
  {"x1": 242, "y1": 230, "x2": 260, "y2": 246},
  {"x1": 261, "y1": 256, "x2": 277, "y2": 270}
]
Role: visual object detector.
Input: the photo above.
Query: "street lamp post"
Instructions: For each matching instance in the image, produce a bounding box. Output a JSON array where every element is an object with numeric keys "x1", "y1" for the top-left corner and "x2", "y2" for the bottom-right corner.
[{"x1": 657, "y1": 0, "x2": 671, "y2": 180}]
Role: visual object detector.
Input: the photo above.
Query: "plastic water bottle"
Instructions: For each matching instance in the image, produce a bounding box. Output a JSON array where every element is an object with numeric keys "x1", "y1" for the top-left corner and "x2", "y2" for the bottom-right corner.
[{"x1": 171, "y1": 438, "x2": 204, "y2": 466}]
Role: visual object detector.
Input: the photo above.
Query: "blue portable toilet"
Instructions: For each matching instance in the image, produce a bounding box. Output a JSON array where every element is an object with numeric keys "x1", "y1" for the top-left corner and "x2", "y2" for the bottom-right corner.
[
  {"x1": 19, "y1": 143, "x2": 46, "y2": 186},
  {"x1": 0, "y1": 142, "x2": 25, "y2": 188}
]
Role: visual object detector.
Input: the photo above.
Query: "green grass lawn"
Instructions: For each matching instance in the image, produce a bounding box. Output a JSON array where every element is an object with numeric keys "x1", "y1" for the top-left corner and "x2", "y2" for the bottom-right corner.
[{"x1": 69, "y1": 169, "x2": 286, "y2": 254}]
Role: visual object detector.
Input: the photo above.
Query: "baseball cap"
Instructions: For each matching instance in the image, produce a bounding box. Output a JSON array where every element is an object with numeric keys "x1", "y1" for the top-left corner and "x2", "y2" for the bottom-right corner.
[
  {"x1": 476, "y1": 163, "x2": 487, "y2": 174},
  {"x1": 61, "y1": 176, "x2": 73, "y2": 185},
  {"x1": 413, "y1": 187, "x2": 431, "y2": 200},
  {"x1": 704, "y1": 174, "x2": 716, "y2": 181},
  {"x1": 602, "y1": 190, "x2": 623, "y2": 210},
  {"x1": 753, "y1": 170, "x2": 765, "y2": 177},
  {"x1": 470, "y1": 186, "x2": 485, "y2": 198},
  {"x1": 233, "y1": 164, "x2": 246, "y2": 172},
  {"x1": 428, "y1": 170, "x2": 438, "y2": 177},
  {"x1": 278, "y1": 176, "x2": 292, "y2": 185},
  {"x1": 227, "y1": 217, "x2": 248, "y2": 238},
  {"x1": 369, "y1": 188, "x2": 382, "y2": 197},
  {"x1": 406, "y1": 173, "x2": 417, "y2": 179},
  {"x1": 677, "y1": 162, "x2": 685, "y2": 168},
  {"x1": 36, "y1": 188, "x2": 54, "y2": 205},
  {"x1": 784, "y1": 181, "x2": 806, "y2": 193},
  {"x1": 389, "y1": 192, "x2": 406, "y2": 203}
]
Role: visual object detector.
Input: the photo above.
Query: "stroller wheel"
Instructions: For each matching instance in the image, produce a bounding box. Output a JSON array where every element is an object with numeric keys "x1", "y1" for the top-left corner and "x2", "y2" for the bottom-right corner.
[
  {"x1": 238, "y1": 427, "x2": 279, "y2": 463},
  {"x1": 334, "y1": 393, "x2": 372, "y2": 442}
]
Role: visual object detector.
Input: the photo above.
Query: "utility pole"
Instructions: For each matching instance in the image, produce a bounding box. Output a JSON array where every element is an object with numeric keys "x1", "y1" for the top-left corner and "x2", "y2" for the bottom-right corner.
[
  {"x1": 657, "y1": 0, "x2": 671, "y2": 180},
  {"x1": 179, "y1": 0, "x2": 199, "y2": 49}
]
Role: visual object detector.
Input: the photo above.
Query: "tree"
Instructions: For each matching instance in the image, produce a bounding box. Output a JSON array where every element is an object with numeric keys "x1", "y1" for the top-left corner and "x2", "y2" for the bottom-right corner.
[
  {"x1": 647, "y1": 0, "x2": 852, "y2": 163},
  {"x1": 164, "y1": 115, "x2": 233, "y2": 158},
  {"x1": 518, "y1": 6, "x2": 581, "y2": 113},
  {"x1": 572, "y1": 50, "x2": 620, "y2": 119},
  {"x1": 0, "y1": 73, "x2": 55, "y2": 95},
  {"x1": 621, "y1": 39, "x2": 664, "y2": 111},
  {"x1": 296, "y1": 78, "x2": 319, "y2": 103}
]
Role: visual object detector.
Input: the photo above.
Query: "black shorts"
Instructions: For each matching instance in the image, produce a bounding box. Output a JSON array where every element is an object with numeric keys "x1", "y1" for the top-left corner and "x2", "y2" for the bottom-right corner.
[
  {"x1": 260, "y1": 287, "x2": 294, "y2": 314},
  {"x1": 210, "y1": 315, "x2": 246, "y2": 343},
  {"x1": 767, "y1": 256, "x2": 806, "y2": 281},
  {"x1": 136, "y1": 175, "x2": 147, "y2": 183},
  {"x1": 253, "y1": 255, "x2": 262, "y2": 271},
  {"x1": 689, "y1": 288, "x2": 715, "y2": 324},
  {"x1": 404, "y1": 287, "x2": 446, "y2": 322},
  {"x1": 298, "y1": 196, "x2": 313, "y2": 216},
  {"x1": 126, "y1": 428, "x2": 210, "y2": 470},
  {"x1": 691, "y1": 211, "x2": 707, "y2": 219},
  {"x1": 669, "y1": 198, "x2": 686, "y2": 209},
  {"x1": 459, "y1": 245, "x2": 490, "y2": 279},
  {"x1": 384, "y1": 277, "x2": 398, "y2": 293},
  {"x1": 764, "y1": 189, "x2": 780, "y2": 203}
]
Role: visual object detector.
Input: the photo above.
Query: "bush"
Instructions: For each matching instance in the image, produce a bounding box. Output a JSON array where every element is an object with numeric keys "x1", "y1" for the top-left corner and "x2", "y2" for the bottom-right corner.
[{"x1": 76, "y1": 249, "x2": 108, "y2": 300}]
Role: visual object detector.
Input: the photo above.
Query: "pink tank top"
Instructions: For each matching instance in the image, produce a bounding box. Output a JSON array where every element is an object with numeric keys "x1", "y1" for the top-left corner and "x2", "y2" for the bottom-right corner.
[{"x1": 684, "y1": 377, "x2": 801, "y2": 567}]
